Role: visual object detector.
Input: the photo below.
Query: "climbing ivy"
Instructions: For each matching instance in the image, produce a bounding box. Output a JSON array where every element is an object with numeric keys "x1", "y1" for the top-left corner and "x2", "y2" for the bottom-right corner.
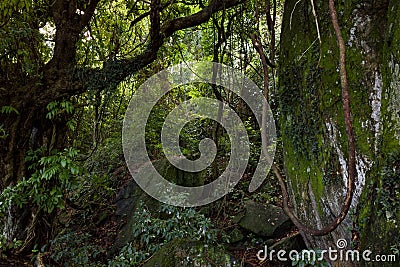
[{"x1": 377, "y1": 151, "x2": 400, "y2": 225}]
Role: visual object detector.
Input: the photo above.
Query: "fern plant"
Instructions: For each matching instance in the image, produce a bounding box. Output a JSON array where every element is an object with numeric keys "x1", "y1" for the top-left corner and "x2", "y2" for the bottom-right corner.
[{"x1": 0, "y1": 147, "x2": 82, "y2": 214}]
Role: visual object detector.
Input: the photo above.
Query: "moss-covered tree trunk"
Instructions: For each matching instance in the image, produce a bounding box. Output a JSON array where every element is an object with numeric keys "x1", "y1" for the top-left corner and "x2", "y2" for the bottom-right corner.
[{"x1": 279, "y1": 0, "x2": 399, "y2": 266}]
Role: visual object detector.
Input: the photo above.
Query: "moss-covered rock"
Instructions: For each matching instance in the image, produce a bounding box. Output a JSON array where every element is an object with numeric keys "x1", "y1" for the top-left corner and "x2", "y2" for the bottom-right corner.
[
  {"x1": 142, "y1": 238, "x2": 236, "y2": 267},
  {"x1": 110, "y1": 158, "x2": 206, "y2": 256},
  {"x1": 142, "y1": 238, "x2": 196, "y2": 267},
  {"x1": 153, "y1": 157, "x2": 206, "y2": 187},
  {"x1": 235, "y1": 200, "x2": 292, "y2": 238}
]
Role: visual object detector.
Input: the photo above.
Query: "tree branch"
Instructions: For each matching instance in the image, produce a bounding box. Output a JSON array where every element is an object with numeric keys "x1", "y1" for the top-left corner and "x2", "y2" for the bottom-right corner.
[
  {"x1": 79, "y1": 0, "x2": 246, "y2": 94},
  {"x1": 44, "y1": 0, "x2": 100, "y2": 85},
  {"x1": 160, "y1": 0, "x2": 242, "y2": 37},
  {"x1": 80, "y1": 0, "x2": 101, "y2": 28}
]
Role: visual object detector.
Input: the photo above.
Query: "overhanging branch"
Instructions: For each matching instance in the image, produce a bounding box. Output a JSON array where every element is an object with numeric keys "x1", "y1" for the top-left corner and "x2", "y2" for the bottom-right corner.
[{"x1": 83, "y1": 0, "x2": 246, "y2": 93}]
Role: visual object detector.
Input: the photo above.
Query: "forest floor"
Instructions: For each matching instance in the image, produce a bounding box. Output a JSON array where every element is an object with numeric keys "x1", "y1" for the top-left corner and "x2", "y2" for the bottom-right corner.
[{"x1": 1, "y1": 165, "x2": 299, "y2": 267}]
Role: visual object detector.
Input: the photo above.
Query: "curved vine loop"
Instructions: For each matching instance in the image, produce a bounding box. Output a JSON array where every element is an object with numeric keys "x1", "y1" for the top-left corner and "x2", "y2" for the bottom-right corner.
[{"x1": 268, "y1": 0, "x2": 356, "y2": 236}]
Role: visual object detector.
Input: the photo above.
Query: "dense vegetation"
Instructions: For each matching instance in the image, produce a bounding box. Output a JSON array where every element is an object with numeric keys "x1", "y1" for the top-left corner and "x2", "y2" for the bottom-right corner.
[{"x1": 0, "y1": 0, "x2": 399, "y2": 266}]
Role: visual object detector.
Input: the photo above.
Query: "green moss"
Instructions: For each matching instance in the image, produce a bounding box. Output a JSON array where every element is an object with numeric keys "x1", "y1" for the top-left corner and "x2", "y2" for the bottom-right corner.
[
  {"x1": 142, "y1": 238, "x2": 233, "y2": 267},
  {"x1": 281, "y1": 134, "x2": 325, "y2": 214},
  {"x1": 154, "y1": 158, "x2": 206, "y2": 187},
  {"x1": 142, "y1": 238, "x2": 191, "y2": 267},
  {"x1": 280, "y1": 1, "x2": 400, "y2": 260},
  {"x1": 356, "y1": 1, "x2": 400, "y2": 263},
  {"x1": 279, "y1": 0, "x2": 366, "y2": 223}
]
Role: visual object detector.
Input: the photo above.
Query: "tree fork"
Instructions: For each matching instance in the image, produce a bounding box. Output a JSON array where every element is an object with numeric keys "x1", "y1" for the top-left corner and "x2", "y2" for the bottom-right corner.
[{"x1": 0, "y1": 0, "x2": 248, "y2": 253}]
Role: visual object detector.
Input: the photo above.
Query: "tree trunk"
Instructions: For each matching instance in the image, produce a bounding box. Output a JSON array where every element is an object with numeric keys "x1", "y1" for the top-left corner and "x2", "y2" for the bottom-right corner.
[
  {"x1": 0, "y1": 0, "x2": 246, "y2": 253},
  {"x1": 0, "y1": 92, "x2": 69, "y2": 251},
  {"x1": 279, "y1": 0, "x2": 399, "y2": 266}
]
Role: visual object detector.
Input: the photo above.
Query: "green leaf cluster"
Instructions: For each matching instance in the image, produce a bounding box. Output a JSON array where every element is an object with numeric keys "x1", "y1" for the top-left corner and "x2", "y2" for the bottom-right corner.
[
  {"x1": 109, "y1": 202, "x2": 225, "y2": 266},
  {"x1": 0, "y1": 147, "x2": 82, "y2": 214},
  {"x1": 49, "y1": 231, "x2": 105, "y2": 267},
  {"x1": 46, "y1": 100, "x2": 75, "y2": 119}
]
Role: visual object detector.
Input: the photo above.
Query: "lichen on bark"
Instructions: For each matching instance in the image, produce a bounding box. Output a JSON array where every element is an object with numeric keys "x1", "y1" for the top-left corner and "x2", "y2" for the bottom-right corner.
[{"x1": 279, "y1": 0, "x2": 399, "y2": 266}]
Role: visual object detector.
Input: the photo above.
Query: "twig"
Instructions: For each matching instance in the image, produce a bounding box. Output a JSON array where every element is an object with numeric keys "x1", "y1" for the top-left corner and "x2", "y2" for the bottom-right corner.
[
  {"x1": 251, "y1": 34, "x2": 269, "y2": 102},
  {"x1": 290, "y1": 0, "x2": 303, "y2": 30},
  {"x1": 269, "y1": 230, "x2": 300, "y2": 250},
  {"x1": 310, "y1": 0, "x2": 322, "y2": 65},
  {"x1": 296, "y1": 37, "x2": 318, "y2": 62}
]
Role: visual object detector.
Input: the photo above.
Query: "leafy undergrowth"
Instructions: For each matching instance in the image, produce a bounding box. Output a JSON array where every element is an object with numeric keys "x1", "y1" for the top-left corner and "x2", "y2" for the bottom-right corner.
[{"x1": 0, "y1": 160, "x2": 296, "y2": 267}]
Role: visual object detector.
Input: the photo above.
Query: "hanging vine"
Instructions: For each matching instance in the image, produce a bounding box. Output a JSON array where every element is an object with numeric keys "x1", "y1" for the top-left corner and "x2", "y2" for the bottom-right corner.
[{"x1": 258, "y1": 0, "x2": 356, "y2": 236}]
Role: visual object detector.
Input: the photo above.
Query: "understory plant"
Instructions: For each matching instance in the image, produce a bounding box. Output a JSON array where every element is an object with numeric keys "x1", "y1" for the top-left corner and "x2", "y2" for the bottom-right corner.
[{"x1": 109, "y1": 202, "x2": 227, "y2": 266}]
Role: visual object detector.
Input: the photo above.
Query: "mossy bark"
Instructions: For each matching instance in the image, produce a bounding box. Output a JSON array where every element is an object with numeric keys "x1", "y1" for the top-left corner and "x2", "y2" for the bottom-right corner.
[{"x1": 279, "y1": 1, "x2": 399, "y2": 266}]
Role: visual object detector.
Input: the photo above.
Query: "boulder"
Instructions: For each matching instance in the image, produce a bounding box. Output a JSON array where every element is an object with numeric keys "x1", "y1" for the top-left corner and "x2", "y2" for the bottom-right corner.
[
  {"x1": 143, "y1": 238, "x2": 239, "y2": 267},
  {"x1": 235, "y1": 200, "x2": 293, "y2": 238},
  {"x1": 110, "y1": 158, "x2": 206, "y2": 256}
]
